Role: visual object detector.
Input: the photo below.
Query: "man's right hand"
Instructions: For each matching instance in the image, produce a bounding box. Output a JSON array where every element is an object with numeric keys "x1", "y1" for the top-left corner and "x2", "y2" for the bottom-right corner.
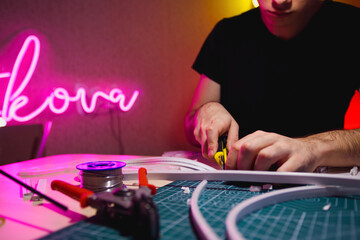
[{"x1": 193, "y1": 102, "x2": 239, "y2": 160}]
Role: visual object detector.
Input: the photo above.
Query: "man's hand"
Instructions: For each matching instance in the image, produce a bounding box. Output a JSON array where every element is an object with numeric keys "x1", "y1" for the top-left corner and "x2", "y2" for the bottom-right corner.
[
  {"x1": 193, "y1": 102, "x2": 239, "y2": 160},
  {"x1": 226, "y1": 129, "x2": 360, "y2": 172},
  {"x1": 226, "y1": 130, "x2": 322, "y2": 172}
]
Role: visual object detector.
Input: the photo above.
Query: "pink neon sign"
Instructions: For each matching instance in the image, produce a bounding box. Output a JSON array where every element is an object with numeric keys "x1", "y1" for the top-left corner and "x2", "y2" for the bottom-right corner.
[{"x1": 0, "y1": 35, "x2": 140, "y2": 122}]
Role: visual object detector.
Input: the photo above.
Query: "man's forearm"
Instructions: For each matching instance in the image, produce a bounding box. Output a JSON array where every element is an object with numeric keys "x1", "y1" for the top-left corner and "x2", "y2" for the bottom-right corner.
[{"x1": 304, "y1": 128, "x2": 360, "y2": 168}]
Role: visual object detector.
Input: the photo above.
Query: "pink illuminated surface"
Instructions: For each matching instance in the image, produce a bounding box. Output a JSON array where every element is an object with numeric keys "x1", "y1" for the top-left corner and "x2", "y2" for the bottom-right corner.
[{"x1": 0, "y1": 35, "x2": 140, "y2": 123}]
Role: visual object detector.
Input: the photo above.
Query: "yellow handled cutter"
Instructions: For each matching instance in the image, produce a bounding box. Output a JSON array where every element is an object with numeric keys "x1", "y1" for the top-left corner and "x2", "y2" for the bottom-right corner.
[{"x1": 214, "y1": 136, "x2": 227, "y2": 170}]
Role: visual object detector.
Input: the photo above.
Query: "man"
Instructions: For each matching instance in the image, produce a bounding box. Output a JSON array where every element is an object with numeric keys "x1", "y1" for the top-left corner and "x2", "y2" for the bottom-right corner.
[{"x1": 185, "y1": 0, "x2": 360, "y2": 172}]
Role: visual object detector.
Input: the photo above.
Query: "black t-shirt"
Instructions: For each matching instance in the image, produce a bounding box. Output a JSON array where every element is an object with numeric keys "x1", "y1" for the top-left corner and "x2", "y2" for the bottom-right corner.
[{"x1": 193, "y1": 1, "x2": 360, "y2": 138}]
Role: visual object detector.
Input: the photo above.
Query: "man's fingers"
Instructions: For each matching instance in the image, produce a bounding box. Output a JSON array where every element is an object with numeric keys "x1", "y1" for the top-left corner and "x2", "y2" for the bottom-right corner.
[
  {"x1": 227, "y1": 131, "x2": 281, "y2": 170},
  {"x1": 202, "y1": 143, "x2": 209, "y2": 160},
  {"x1": 206, "y1": 126, "x2": 219, "y2": 158},
  {"x1": 276, "y1": 157, "x2": 304, "y2": 172},
  {"x1": 200, "y1": 128, "x2": 209, "y2": 159},
  {"x1": 253, "y1": 145, "x2": 289, "y2": 171},
  {"x1": 277, "y1": 154, "x2": 317, "y2": 172},
  {"x1": 226, "y1": 120, "x2": 239, "y2": 149},
  {"x1": 225, "y1": 150, "x2": 237, "y2": 170}
]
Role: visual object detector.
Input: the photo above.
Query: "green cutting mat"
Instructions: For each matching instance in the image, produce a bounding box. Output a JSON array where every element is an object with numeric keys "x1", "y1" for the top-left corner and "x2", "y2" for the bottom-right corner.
[
  {"x1": 41, "y1": 180, "x2": 360, "y2": 239},
  {"x1": 238, "y1": 195, "x2": 360, "y2": 240}
]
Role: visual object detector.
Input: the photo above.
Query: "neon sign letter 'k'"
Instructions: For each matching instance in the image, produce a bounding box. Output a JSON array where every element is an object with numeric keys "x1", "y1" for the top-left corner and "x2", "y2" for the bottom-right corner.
[{"x1": 0, "y1": 35, "x2": 140, "y2": 122}]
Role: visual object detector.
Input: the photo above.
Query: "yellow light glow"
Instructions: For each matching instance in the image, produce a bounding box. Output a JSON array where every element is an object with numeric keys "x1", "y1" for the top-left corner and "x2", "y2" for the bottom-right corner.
[
  {"x1": 215, "y1": 0, "x2": 256, "y2": 19},
  {"x1": 252, "y1": 0, "x2": 259, "y2": 8}
]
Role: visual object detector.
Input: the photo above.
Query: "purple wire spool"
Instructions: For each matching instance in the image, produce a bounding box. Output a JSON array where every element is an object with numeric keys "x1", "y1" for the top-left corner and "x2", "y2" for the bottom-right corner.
[{"x1": 76, "y1": 161, "x2": 127, "y2": 192}]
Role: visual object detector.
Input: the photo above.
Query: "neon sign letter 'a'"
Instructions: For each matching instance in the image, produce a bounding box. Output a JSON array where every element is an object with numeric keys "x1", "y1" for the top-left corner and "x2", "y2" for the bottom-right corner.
[{"x1": 0, "y1": 35, "x2": 140, "y2": 122}]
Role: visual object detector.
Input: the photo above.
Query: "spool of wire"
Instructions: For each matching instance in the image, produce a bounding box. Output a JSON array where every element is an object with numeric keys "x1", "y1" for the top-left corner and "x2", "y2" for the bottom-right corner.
[{"x1": 76, "y1": 161, "x2": 126, "y2": 192}]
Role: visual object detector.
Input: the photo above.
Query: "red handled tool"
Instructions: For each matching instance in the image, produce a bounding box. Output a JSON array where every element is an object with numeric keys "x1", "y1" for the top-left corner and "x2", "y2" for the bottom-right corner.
[
  {"x1": 138, "y1": 167, "x2": 157, "y2": 195},
  {"x1": 51, "y1": 179, "x2": 94, "y2": 208},
  {"x1": 51, "y1": 167, "x2": 159, "y2": 240}
]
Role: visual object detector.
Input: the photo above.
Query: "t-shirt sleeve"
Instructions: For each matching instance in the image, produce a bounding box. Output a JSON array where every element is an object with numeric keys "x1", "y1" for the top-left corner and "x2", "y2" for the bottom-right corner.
[{"x1": 192, "y1": 19, "x2": 227, "y2": 84}]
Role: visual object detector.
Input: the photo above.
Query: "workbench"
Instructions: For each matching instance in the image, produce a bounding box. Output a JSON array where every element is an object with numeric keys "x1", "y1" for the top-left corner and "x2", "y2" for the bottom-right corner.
[{"x1": 1, "y1": 154, "x2": 359, "y2": 239}]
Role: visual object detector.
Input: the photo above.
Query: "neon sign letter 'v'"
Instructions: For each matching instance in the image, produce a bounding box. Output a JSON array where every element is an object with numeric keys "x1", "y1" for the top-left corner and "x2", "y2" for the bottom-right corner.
[{"x1": 0, "y1": 35, "x2": 140, "y2": 122}]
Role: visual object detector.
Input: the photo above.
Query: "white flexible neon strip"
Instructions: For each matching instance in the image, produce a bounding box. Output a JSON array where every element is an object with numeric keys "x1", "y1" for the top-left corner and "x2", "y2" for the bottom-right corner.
[
  {"x1": 190, "y1": 180, "x2": 221, "y2": 240},
  {"x1": 123, "y1": 170, "x2": 360, "y2": 187},
  {"x1": 226, "y1": 185, "x2": 360, "y2": 240},
  {"x1": 18, "y1": 156, "x2": 216, "y2": 177},
  {"x1": 123, "y1": 157, "x2": 216, "y2": 171}
]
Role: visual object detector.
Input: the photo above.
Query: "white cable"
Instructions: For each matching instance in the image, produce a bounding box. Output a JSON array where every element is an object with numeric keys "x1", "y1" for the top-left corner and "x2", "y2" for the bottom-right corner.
[
  {"x1": 226, "y1": 185, "x2": 360, "y2": 240},
  {"x1": 123, "y1": 157, "x2": 216, "y2": 171},
  {"x1": 123, "y1": 170, "x2": 360, "y2": 187},
  {"x1": 190, "y1": 180, "x2": 221, "y2": 240},
  {"x1": 18, "y1": 156, "x2": 216, "y2": 177}
]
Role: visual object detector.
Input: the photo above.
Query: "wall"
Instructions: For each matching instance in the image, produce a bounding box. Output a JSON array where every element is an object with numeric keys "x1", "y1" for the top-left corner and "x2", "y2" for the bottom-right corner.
[
  {"x1": 0, "y1": 0, "x2": 253, "y2": 157},
  {"x1": 1, "y1": 0, "x2": 357, "y2": 158},
  {"x1": 336, "y1": 0, "x2": 360, "y2": 7}
]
